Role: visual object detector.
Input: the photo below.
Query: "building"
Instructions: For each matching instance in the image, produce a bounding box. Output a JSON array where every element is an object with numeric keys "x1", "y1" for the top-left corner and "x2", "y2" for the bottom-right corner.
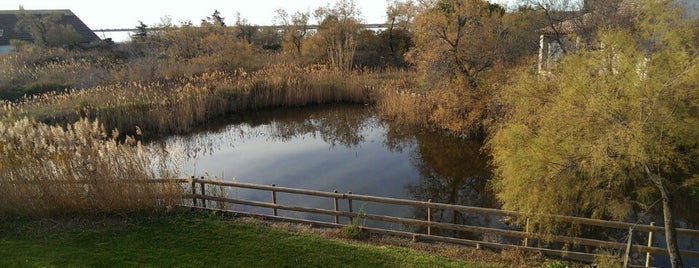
[
  {"x1": 536, "y1": 0, "x2": 698, "y2": 74},
  {"x1": 0, "y1": 9, "x2": 100, "y2": 53}
]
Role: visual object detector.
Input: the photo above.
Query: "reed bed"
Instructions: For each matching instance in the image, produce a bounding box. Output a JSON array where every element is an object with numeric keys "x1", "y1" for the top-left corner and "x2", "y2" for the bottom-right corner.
[
  {"x1": 0, "y1": 118, "x2": 182, "y2": 217},
  {"x1": 0, "y1": 51, "x2": 120, "y2": 100},
  {"x1": 374, "y1": 72, "x2": 431, "y2": 127},
  {"x1": 1, "y1": 64, "x2": 379, "y2": 137}
]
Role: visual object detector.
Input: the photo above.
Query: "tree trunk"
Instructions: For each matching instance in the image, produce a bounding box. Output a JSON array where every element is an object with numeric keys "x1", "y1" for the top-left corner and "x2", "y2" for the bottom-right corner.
[{"x1": 647, "y1": 166, "x2": 683, "y2": 268}]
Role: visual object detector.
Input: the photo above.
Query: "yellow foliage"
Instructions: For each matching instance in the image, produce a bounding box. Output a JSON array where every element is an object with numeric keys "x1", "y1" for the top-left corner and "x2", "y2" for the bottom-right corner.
[{"x1": 487, "y1": 1, "x2": 699, "y2": 238}]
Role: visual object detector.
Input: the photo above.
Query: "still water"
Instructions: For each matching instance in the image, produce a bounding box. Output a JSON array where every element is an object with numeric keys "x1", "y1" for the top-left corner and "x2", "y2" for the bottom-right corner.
[
  {"x1": 160, "y1": 104, "x2": 496, "y2": 228},
  {"x1": 156, "y1": 104, "x2": 698, "y2": 266}
]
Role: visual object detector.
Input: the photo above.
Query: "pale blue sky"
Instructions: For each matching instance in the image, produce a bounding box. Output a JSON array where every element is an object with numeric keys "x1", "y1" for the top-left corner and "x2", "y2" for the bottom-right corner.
[
  {"x1": 0, "y1": 0, "x2": 518, "y2": 28},
  {"x1": 0, "y1": 0, "x2": 516, "y2": 41}
]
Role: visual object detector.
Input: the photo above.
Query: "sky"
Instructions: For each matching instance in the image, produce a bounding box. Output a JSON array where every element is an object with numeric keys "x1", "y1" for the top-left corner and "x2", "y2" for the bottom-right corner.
[{"x1": 0, "y1": 0, "x2": 515, "y2": 41}]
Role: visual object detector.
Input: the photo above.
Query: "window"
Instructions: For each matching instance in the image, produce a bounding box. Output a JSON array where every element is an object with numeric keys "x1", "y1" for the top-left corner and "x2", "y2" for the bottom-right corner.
[{"x1": 0, "y1": 29, "x2": 4, "y2": 37}]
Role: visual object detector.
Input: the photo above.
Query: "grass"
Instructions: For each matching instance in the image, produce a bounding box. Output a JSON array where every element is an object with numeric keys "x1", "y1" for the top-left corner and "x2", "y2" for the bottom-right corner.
[{"x1": 0, "y1": 211, "x2": 497, "y2": 268}]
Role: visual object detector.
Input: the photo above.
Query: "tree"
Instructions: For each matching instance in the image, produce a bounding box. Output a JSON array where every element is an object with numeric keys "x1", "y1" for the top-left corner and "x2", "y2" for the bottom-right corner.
[
  {"x1": 404, "y1": 0, "x2": 507, "y2": 137},
  {"x1": 14, "y1": 7, "x2": 82, "y2": 48},
  {"x1": 487, "y1": 1, "x2": 699, "y2": 267},
  {"x1": 381, "y1": 0, "x2": 419, "y2": 67},
  {"x1": 313, "y1": 0, "x2": 363, "y2": 71},
  {"x1": 132, "y1": 21, "x2": 148, "y2": 41},
  {"x1": 202, "y1": 9, "x2": 226, "y2": 27},
  {"x1": 252, "y1": 26, "x2": 282, "y2": 51},
  {"x1": 274, "y1": 9, "x2": 311, "y2": 55},
  {"x1": 234, "y1": 13, "x2": 257, "y2": 44},
  {"x1": 499, "y1": 5, "x2": 549, "y2": 65},
  {"x1": 408, "y1": 0, "x2": 506, "y2": 88}
]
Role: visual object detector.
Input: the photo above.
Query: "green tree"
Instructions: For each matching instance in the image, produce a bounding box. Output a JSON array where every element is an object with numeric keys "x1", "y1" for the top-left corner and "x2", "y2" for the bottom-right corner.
[{"x1": 487, "y1": 2, "x2": 699, "y2": 267}]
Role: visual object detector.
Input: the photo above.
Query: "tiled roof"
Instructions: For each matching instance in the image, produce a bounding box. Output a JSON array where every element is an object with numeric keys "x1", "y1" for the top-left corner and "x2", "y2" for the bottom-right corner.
[{"x1": 0, "y1": 9, "x2": 100, "y2": 46}]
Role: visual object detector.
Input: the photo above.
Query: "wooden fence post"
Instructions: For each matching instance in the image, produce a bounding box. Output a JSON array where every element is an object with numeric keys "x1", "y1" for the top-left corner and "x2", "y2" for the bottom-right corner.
[
  {"x1": 646, "y1": 222, "x2": 654, "y2": 267},
  {"x1": 524, "y1": 218, "x2": 530, "y2": 247},
  {"x1": 427, "y1": 199, "x2": 432, "y2": 236},
  {"x1": 348, "y1": 191, "x2": 353, "y2": 223},
  {"x1": 190, "y1": 176, "x2": 197, "y2": 207},
  {"x1": 333, "y1": 190, "x2": 340, "y2": 224},
  {"x1": 271, "y1": 184, "x2": 278, "y2": 216},
  {"x1": 623, "y1": 227, "x2": 633, "y2": 268},
  {"x1": 200, "y1": 177, "x2": 206, "y2": 208}
]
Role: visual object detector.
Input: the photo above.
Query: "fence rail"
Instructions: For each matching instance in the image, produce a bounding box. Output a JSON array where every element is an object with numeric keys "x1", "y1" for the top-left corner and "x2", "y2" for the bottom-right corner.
[{"x1": 172, "y1": 177, "x2": 699, "y2": 266}]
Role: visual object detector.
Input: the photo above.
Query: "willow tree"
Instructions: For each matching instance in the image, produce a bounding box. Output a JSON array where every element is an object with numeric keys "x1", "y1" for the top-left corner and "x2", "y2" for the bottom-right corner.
[{"x1": 487, "y1": 1, "x2": 699, "y2": 267}]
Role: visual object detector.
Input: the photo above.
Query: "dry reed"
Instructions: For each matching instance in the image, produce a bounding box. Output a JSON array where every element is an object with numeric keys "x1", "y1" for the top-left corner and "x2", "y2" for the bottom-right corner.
[
  {"x1": 1, "y1": 63, "x2": 378, "y2": 137},
  {"x1": 0, "y1": 118, "x2": 182, "y2": 217},
  {"x1": 374, "y1": 72, "x2": 431, "y2": 127}
]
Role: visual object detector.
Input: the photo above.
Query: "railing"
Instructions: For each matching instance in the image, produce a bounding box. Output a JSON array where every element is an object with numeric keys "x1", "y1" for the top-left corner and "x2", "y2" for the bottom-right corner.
[{"x1": 175, "y1": 177, "x2": 699, "y2": 267}]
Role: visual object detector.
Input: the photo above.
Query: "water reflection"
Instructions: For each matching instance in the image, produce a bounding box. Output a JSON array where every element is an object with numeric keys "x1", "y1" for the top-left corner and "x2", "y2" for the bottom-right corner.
[
  {"x1": 154, "y1": 105, "x2": 498, "y2": 219},
  {"x1": 384, "y1": 127, "x2": 512, "y2": 240},
  {"x1": 152, "y1": 104, "x2": 699, "y2": 265}
]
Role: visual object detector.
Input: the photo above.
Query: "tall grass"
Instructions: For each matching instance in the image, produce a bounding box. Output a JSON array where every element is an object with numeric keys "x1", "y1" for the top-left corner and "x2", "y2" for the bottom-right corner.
[
  {"x1": 0, "y1": 49, "x2": 122, "y2": 100},
  {"x1": 374, "y1": 69, "x2": 497, "y2": 138},
  {"x1": 374, "y1": 71, "x2": 431, "y2": 127},
  {"x1": 0, "y1": 118, "x2": 182, "y2": 217},
  {"x1": 1, "y1": 64, "x2": 379, "y2": 137}
]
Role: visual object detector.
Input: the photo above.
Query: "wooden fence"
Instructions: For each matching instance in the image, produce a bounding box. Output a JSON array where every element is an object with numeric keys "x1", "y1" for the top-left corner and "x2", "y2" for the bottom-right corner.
[{"x1": 174, "y1": 177, "x2": 699, "y2": 267}]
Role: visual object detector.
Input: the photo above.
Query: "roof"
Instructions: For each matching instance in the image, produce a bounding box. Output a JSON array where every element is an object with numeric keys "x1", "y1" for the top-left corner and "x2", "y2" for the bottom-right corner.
[
  {"x1": 537, "y1": 0, "x2": 699, "y2": 35},
  {"x1": 0, "y1": 9, "x2": 100, "y2": 46}
]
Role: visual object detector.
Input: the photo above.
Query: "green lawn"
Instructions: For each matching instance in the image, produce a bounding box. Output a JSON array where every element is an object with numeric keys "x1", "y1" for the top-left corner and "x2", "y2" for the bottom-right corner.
[{"x1": 0, "y1": 211, "x2": 497, "y2": 268}]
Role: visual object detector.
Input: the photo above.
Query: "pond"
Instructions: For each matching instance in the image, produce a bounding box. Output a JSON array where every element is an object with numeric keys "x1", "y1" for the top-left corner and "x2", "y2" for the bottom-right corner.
[
  {"x1": 159, "y1": 104, "x2": 497, "y2": 231},
  {"x1": 154, "y1": 104, "x2": 698, "y2": 266}
]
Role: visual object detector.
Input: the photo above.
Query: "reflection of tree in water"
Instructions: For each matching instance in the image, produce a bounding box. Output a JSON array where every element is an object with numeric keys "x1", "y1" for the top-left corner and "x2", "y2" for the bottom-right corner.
[
  {"x1": 264, "y1": 105, "x2": 371, "y2": 147},
  {"x1": 154, "y1": 105, "x2": 373, "y2": 160},
  {"x1": 397, "y1": 131, "x2": 504, "y2": 239}
]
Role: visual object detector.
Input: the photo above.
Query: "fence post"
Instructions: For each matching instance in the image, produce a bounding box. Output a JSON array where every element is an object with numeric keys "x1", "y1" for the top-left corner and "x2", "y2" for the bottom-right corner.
[
  {"x1": 524, "y1": 218, "x2": 530, "y2": 247},
  {"x1": 623, "y1": 227, "x2": 633, "y2": 268},
  {"x1": 348, "y1": 191, "x2": 354, "y2": 223},
  {"x1": 271, "y1": 184, "x2": 278, "y2": 216},
  {"x1": 200, "y1": 176, "x2": 206, "y2": 208},
  {"x1": 427, "y1": 199, "x2": 432, "y2": 236},
  {"x1": 190, "y1": 176, "x2": 197, "y2": 207},
  {"x1": 333, "y1": 190, "x2": 340, "y2": 224},
  {"x1": 646, "y1": 222, "x2": 654, "y2": 267}
]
